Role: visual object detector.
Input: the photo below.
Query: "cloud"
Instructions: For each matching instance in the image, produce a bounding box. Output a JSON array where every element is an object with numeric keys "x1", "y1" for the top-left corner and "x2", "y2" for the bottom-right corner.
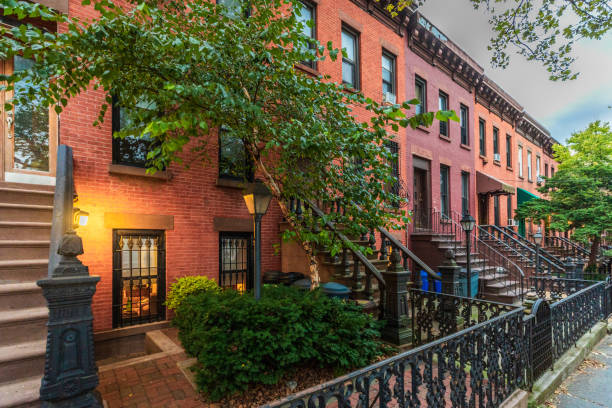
[{"x1": 417, "y1": 0, "x2": 612, "y2": 142}]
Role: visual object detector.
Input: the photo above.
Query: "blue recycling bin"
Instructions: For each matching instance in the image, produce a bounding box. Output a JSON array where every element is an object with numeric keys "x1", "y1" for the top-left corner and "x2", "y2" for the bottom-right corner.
[
  {"x1": 321, "y1": 282, "x2": 351, "y2": 299},
  {"x1": 420, "y1": 270, "x2": 442, "y2": 293},
  {"x1": 458, "y1": 271, "x2": 479, "y2": 297}
]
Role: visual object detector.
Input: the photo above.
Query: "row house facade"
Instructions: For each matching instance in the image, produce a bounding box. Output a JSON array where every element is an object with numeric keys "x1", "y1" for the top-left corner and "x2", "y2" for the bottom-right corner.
[{"x1": 0, "y1": 0, "x2": 561, "y2": 403}]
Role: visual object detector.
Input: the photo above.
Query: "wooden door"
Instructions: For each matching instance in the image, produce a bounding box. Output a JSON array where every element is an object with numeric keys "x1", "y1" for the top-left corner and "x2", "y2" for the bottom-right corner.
[
  {"x1": 413, "y1": 167, "x2": 429, "y2": 229},
  {"x1": 2, "y1": 56, "x2": 57, "y2": 182},
  {"x1": 478, "y1": 194, "x2": 489, "y2": 225}
]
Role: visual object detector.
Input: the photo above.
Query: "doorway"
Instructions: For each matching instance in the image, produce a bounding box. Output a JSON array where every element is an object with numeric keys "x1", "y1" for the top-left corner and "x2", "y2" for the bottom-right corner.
[
  {"x1": 1, "y1": 57, "x2": 57, "y2": 184},
  {"x1": 478, "y1": 194, "x2": 489, "y2": 225},
  {"x1": 413, "y1": 157, "x2": 430, "y2": 230}
]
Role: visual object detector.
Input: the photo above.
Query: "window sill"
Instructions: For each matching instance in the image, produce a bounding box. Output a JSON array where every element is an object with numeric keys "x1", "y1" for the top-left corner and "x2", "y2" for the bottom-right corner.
[
  {"x1": 493, "y1": 160, "x2": 501, "y2": 167},
  {"x1": 439, "y1": 134, "x2": 451, "y2": 143},
  {"x1": 527, "y1": 179, "x2": 534, "y2": 183},
  {"x1": 479, "y1": 154, "x2": 488, "y2": 164},
  {"x1": 342, "y1": 85, "x2": 360, "y2": 94},
  {"x1": 507, "y1": 166, "x2": 513, "y2": 171},
  {"x1": 216, "y1": 178, "x2": 249, "y2": 190},
  {"x1": 415, "y1": 125, "x2": 430, "y2": 134},
  {"x1": 460, "y1": 144, "x2": 471, "y2": 151},
  {"x1": 518, "y1": 176, "x2": 524, "y2": 180},
  {"x1": 108, "y1": 164, "x2": 172, "y2": 180},
  {"x1": 295, "y1": 63, "x2": 321, "y2": 77}
]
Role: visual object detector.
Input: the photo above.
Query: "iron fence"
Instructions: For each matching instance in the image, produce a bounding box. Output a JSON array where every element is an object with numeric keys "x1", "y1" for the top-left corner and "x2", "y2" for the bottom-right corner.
[{"x1": 529, "y1": 276, "x2": 597, "y2": 300}]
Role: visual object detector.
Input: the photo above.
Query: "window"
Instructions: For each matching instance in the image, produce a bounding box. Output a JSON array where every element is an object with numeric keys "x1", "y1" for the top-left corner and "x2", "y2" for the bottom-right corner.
[
  {"x1": 217, "y1": 0, "x2": 243, "y2": 18},
  {"x1": 440, "y1": 165, "x2": 450, "y2": 217},
  {"x1": 461, "y1": 171, "x2": 469, "y2": 215},
  {"x1": 382, "y1": 51, "x2": 396, "y2": 103},
  {"x1": 113, "y1": 230, "x2": 165, "y2": 328},
  {"x1": 415, "y1": 76, "x2": 427, "y2": 115},
  {"x1": 460, "y1": 105, "x2": 469, "y2": 145},
  {"x1": 112, "y1": 97, "x2": 155, "y2": 168},
  {"x1": 494, "y1": 195, "x2": 500, "y2": 226},
  {"x1": 506, "y1": 134, "x2": 512, "y2": 167},
  {"x1": 297, "y1": 1, "x2": 316, "y2": 69},
  {"x1": 527, "y1": 150, "x2": 532, "y2": 180},
  {"x1": 341, "y1": 27, "x2": 359, "y2": 89},
  {"x1": 507, "y1": 195, "x2": 512, "y2": 222},
  {"x1": 518, "y1": 145, "x2": 523, "y2": 178},
  {"x1": 536, "y1": 156, "x2": 541, "y2": 179},
  {"x1": 493, "y1": 127, "x2": 499, "y2": 157},
  {"x1": 439, "y1": 91, "x2": 449, "y2": 136},
  {"x1": 220, "y1": 232, "x2": 253, "y2": 293},
  {"x1": 479, "y1": 119, "x2": 486, "y2": 156},
  {"x1": 551, "y1": 166, "x2": 555, "y2": 177},
  {"x1": 219, "y1": 128, "x2": 254, "y2": 181},
  {"x1": 385, "y1": 140, "x2": 400, "y2": 207},
  {"x1": 545, "y1": 163, "x2": 548, "y2": 177}
]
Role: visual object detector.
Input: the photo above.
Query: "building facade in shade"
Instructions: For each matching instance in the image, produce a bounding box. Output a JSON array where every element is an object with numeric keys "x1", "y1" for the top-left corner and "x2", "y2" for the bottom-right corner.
[{"x1": 473, "y1": 76, "x2": 559, "y2": 236}]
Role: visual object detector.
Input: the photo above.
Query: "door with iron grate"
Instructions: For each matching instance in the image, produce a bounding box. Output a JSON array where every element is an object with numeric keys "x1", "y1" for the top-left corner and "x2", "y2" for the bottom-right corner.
[
  {"x1": 113, "y1": 230, "x2": 166, "y2": 328},
  {"x1": 219, "y1": 232, "x2": 253, "y2": 293}
]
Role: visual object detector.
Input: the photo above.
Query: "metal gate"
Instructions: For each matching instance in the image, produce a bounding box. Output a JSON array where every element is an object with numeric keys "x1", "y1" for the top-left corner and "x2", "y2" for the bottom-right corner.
[
  {"x1": 112, "y1": 230, "x2": 166, "y2": 328},
  {"x1": 219, "y1": 232, "x2": 253, "y2": 293},
  {"x1": 530, "y1": 299, "x2": 553, "y2": 381}
]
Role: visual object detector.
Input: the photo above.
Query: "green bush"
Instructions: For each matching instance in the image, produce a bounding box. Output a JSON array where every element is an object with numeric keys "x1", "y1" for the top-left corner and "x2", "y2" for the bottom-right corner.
[
  {"x1": 166, "y1": 275, "x2": 219, "y2": 310},
  {"x1": 173, "y1": 285, "x2": 384, "y2": 401}
]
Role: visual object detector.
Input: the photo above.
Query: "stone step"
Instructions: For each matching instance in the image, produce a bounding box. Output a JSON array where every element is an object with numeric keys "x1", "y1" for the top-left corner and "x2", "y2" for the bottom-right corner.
[
  {"x1": 480, "y1": 291, "x2": 524, "y2": 304},
  {"x1": 0, "y1": 283, "x2": 45, "y2": 310},
  {"x1": 0, "y1": 241, "x2": 50, "y2": 262},
  {"x1": 0, "y1": 340, "x2": 46, "y2": 383},
  {"x1": 0, "y1": 307, "x2": 48, "y2": 347},
  {"x1": 0, "y1": 260, "x2": 48, "y2": 283},
  {"x1": 0, "y1": 204, "x2": 53, "y2": 223},
  {"x1": 0, "y1": 223, "x2": 51, "y2": 241},
  {"x1": 0, "y1": 184, "x2": 54, "y2": 206},
  {"x1": 484, "y1": 280, "x2": 518, "y2": 294},
  {"x1": 0, "y1": 375, "x2": 41, "y2": 408}
]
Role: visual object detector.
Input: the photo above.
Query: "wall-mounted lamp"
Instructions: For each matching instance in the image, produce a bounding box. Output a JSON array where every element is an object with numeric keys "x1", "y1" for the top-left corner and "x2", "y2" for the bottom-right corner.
[{"x1": 73, "y1": 208, "x2": 89, "y2": 228}]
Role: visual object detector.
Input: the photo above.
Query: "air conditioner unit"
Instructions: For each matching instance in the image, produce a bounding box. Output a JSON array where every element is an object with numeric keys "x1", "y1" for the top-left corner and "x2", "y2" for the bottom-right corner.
[
  {"x1": 537, "y1": 176, "x2": 544, "y2": 185},
  {"x1": 494, "y1": 153, "x2": 501, "y2": 162},
  {"x1": 383, "y1": 92, "x2": 397, "y2": 104},
  {"x1": 508, "y1": 219, "x2": 518, "y2": 227}
]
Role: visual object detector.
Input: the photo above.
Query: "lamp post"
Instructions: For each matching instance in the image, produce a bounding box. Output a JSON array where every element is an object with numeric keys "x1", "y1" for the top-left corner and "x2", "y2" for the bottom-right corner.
[
  {"x1": 242, "y1": 181, "x2": 272, "y2": 300},
  {"x1": 460, "y1": 213, "x2": 476, "y2": 298},
  {"x1": 533, "y1": 227, "x2": 543, "y2": 291}
]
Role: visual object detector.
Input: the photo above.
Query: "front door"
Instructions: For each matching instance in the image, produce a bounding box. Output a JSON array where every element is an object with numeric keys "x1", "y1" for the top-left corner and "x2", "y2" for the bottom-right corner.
[
  {"x1": 413, "y1": 167, "x2": 430, "y2": 230},
  {"x1": 1, "y1": 57, "x2": 57, "y2": 183},
  {"x1": 478, "y1": 194, "x2": 489, "y2": 225}
]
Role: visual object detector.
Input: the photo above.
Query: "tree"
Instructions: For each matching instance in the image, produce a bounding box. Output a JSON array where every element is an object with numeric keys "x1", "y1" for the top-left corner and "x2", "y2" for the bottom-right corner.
[
  {"x1": 0, "y1": 0, "x2": 456, "y2": 285},
  {"x1": 387, "y1": 0, "x2": 611, "y2": 81},
  {"x1": 516, "y1": 121, "x2": 612, "y2": 266}
]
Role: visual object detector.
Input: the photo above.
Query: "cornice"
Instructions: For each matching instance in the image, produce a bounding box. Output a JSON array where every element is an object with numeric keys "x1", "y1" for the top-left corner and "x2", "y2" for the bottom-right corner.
[{"x1": 349, "y1": 0, "x2": 415, "y2": 35}]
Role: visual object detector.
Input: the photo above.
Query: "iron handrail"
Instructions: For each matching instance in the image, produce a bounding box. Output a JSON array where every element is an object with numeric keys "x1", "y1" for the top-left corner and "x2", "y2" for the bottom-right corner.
[
  {"x1": 501, "y1": 225, "x2": 565, "y2": 269},
  {"x1": 546, "y1": 235, "x2": 590, "y2": 258},
  {"x1": 480, "y1": 224, "x2": 564, "y2": 276}
]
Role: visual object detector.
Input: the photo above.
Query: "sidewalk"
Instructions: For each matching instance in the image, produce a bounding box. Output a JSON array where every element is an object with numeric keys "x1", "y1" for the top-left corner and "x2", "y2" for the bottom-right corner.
[{"x1": 547, "y1": 332, "x2": 612, "y2": 408}]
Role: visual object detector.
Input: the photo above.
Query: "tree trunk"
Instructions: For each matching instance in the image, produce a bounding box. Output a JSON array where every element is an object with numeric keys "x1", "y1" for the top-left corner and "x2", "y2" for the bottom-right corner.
[{"x1": 588, "y1": 235, "x2": 600, "y2": 268}]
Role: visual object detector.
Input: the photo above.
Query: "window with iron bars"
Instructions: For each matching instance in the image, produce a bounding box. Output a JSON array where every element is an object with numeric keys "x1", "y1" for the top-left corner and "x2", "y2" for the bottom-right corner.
[{"x1": 219, "y1": 232, "x2": 254, "y2": 293}]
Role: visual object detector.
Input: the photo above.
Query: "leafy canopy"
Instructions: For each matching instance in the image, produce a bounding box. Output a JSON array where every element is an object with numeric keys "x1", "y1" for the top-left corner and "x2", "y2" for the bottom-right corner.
[
  {"x1": 0, "y1": 0, "x2": 457, "y2": 277},
  {"x1": 516, "y1": 121, "x2": 612, "y2": 246}
]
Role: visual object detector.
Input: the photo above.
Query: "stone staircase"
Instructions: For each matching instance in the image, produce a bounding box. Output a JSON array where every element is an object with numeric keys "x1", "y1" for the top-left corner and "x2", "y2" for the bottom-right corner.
[{"x1": 0, "y1": 182, "x2": 53, "y2": 408}]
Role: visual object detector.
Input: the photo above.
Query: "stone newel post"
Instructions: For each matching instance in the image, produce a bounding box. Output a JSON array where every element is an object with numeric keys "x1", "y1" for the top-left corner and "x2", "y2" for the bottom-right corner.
[
  {"x1": 37, "y1": 231, "x2": 102, "y2": 407},
  {"x1": 438, "y1": 250, "x2": 461, "y2": 333},
  {"x1": 381, "y1": 247, "x2": 412, "y2": 346}
]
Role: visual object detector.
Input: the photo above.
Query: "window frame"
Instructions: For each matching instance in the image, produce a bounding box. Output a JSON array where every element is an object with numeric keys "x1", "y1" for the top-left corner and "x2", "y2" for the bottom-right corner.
[
  {"x1": 506, "y1": 134, "x2": 512, "y2": 168},
  {"x1": 460, "y1": 104, "x2": 469, "y2": 145},
  {"x1": 536, "y1": 155, "x2": 541, "y2": 179},
  {"x1": 492, "y1": 126, "x2": 499, "y2": 157},
  {"x1": 461, "y1": 171, "x2": 470, "y2": 215},
  {"x1": 507, "y1": 195, "x2": 512, "y2": 222},
  {"x1": 384, "y1": 140, "x2": 400, "y2": 207},
  {"x1": 297, "y1": 0, "x2": 317, "y2": 69},
  {"x1": 438, "y1": 91, "x2": 449, "y2": 137},
  {"x1": 415, "y1": 76, "x2": 427, "y2": 115},
  {"x1": 440, "y1": 165, "x2": 450, "y2": 218},
  {"x1": 527, "y1": 150, "x2": 533, "y2": 181},
  {"x1": 218, "y1": 127, "x2": 255, "y2": 182},
  {"x1": 479, "y1": 119, "x2": 486, "y2": 156},
  {"x1": 111, "y1": 96, "x2": 153, "y2": 169},
  {"x1": 341, "y1": 25, "x2": 360, "y2": 90},
  {"x1": 381, "y1": 50, "x2": 396, "y2": 103}
]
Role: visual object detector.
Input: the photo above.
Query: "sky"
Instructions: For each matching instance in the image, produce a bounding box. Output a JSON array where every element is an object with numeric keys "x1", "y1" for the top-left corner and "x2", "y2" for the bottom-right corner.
[{"x1": 418, "y1": 0, "x2": 612, "y2": 143}]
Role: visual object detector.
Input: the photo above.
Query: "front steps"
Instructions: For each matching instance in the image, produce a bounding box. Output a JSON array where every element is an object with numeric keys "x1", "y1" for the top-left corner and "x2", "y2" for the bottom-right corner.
[{"x1": 0, "y1": 182, "x2": 53, "y2": 408}]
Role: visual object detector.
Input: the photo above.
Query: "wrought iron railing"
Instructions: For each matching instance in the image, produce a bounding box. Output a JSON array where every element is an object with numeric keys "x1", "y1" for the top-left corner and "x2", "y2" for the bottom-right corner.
[
  {"x1": 544, "y1": 235, "x2": 590, "y2": 260},
  {"x1": 480, "y1": 225, "x2": 564, "y2": 277},
  {"x1": 264, "y1": 297, "x2": 528, "y2": 408},
  {"x1": 501, "y1": 226, "x2": 565, "y2": 271},
  {"x1": 529, "y1": 276, "x2": 597, "y2": 300}
]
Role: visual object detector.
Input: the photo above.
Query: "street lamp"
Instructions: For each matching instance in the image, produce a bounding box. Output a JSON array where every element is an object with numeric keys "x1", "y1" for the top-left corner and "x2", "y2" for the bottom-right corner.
[
  {"x1": 533, "y1": 227, "x2": 543, "y2": 290},
  {"x1": 242, "y1": 181, "x2": 272, "y2": 300},
  {"x1": 460, "y1": 213, "x2": 476, "y2": 298}
]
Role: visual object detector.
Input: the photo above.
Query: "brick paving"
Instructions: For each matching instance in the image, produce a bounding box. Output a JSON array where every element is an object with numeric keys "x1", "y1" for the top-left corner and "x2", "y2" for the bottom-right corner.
[{"x1": 97, "y1": 353, "x2": 205, "y2": 408}]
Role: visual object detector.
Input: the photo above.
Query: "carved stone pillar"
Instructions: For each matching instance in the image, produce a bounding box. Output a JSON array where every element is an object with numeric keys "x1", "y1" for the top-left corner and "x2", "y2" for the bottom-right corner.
[
  {"x1": 37, "y1": 231, "x2": 102, "y2": 407},
  {"x1": 381, "y1": 247, "x2": 412, "y2": 346},
  {"x1": 438, "y1": 250, "x2": 460, "y2": 333}
]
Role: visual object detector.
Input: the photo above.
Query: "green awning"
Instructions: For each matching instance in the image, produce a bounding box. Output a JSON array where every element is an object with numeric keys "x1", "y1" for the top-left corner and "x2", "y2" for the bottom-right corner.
[{"x1": 517, "y1": 187, "x2": 539, "y2": 206}]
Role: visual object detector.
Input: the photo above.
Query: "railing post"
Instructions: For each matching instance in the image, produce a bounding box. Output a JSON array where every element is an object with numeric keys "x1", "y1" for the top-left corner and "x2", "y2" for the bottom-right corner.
[
  {"x1": 565, "y1": 257, "x2": 576, "y2": 279},
  {"x1": 574, "y1": 259, "x2": 584, "y2": 280},
  {"x1": 381, "y1": 246, "x2": 412, "y2": 346},
  {"x1": 438, "y1": 250, "x2": 461, "y2": 333}
]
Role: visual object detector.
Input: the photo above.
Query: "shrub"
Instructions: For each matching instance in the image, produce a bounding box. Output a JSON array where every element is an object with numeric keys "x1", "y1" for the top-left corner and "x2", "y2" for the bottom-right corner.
[
  {"x1": 173, "y1": 285, "x2": 384, "y2": 401},
  {"x1": 166, "y1": 275, "x2": 219, "y2": 310}
]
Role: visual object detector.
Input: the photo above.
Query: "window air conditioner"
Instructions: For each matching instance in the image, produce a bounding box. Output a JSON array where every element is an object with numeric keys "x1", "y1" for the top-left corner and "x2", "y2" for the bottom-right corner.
[
  {"x1": 494, "y1": 153, "x2": 501, "y2": 162},
  {"x1": 508, "y1": 219, "x2": 518, "y2": 227},
  {"x1": 383, "y1": 92, "x2": 397, "y2": 104}
]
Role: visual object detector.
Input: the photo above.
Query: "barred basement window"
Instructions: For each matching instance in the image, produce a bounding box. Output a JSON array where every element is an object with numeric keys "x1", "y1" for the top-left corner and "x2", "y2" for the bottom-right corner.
[
  {"x1": 219, "y1": 232, "x2": 253, "y2": 293},
  {"x1": 113, "y1": 230, "x2": 165, "y2": 328}
]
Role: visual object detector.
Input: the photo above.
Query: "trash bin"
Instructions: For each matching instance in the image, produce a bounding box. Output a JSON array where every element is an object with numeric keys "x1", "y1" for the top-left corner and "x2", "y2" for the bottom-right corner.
[
  {"x1": 291, "y1": 278, "x2": 311, "y2": 291},
  {"x1": 420, "y1": 270, "x2": 442, "y2": 293},
  {"x1": 279, "y1": 272, "x2": 306, "y2": 286},
  {"x1": 321, "y1": 282, "x2": 351, "y2": 299},
  {"x1": 457, "y1": 270, "x2": 479, "y2": 297},
  {"x1": 263, "y1": 270, "x2": 283, "y2": 284}
]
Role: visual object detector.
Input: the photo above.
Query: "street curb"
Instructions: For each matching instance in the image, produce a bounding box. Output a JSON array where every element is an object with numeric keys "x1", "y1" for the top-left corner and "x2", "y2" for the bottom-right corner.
[{"x1": 528, "y1": 321, "x2": 608, "y2": 405}]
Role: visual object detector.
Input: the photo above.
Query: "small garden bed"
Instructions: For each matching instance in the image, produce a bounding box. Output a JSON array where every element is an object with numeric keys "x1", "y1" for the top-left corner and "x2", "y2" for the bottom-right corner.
[{"x1": 167, "y1": 276, "x2": 395, "y2": 405}]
